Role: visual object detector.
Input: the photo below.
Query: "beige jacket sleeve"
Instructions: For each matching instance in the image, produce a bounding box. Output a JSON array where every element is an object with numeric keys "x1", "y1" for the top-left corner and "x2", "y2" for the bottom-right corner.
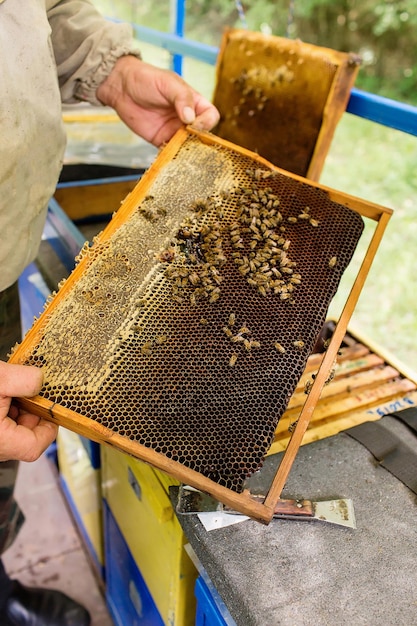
[{"x1": 46, "y1": 0, "x2": 141, "y2": 105}]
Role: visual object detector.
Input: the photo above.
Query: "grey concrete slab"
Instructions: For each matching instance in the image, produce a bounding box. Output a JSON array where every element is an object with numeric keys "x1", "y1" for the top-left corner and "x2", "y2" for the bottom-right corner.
[{"x1": 175, "y1": 418, "x2": 417, "y2": 626}]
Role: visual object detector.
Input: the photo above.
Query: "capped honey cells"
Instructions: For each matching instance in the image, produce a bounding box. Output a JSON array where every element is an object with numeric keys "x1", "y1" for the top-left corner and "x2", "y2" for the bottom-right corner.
[{"x1": 16, "y1": 133, "x2": 364, "y2": 492}]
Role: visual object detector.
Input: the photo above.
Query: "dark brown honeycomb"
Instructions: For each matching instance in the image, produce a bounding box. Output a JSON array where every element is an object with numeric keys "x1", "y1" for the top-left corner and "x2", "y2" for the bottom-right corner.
[
  {"x1": 21, "y1": 135, "x2": 364, "y2": 491},
  {"x1": 212, "y1": 29, "x2": 356, "y2": 176}
]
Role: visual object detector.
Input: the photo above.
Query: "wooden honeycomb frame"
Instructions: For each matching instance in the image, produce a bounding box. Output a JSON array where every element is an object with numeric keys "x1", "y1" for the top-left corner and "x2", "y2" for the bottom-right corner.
[
  {"x1": 212, "y1": 28, "x2": 361, "y2": 180},
  {"x1": 10, "y1": 128, "x2": 392, "y2": 524}
]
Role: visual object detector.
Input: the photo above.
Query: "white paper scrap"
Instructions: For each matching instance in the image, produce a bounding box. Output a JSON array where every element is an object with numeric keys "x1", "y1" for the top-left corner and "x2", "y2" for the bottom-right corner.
[{"x1": 197, "y1": 511, "x2": 250, "y2": 531}]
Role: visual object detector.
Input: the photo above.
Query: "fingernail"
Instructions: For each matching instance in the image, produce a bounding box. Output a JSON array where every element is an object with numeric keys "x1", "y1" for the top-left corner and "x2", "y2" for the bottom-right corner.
[{"x1": 182, "y1": 106, "x2": 195, "y2": 124}]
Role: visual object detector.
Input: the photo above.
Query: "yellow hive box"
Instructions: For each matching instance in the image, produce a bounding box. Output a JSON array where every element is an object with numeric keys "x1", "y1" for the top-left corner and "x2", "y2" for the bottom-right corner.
[
  {"x1": 101, "y1": 445, "x2": 197, "y2": 626},
  {"x1": 57, "y1": 429, "x2": 104, "y2": 576}
]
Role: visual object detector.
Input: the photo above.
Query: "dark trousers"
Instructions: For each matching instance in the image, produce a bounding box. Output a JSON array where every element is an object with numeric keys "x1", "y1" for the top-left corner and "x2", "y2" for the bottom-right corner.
[
  {"x1": 0, "y1": 282, "x2": 24, "y2": 557},
  {"x1": 0, "y1": 550, "x2": 13, "y2": 607}
]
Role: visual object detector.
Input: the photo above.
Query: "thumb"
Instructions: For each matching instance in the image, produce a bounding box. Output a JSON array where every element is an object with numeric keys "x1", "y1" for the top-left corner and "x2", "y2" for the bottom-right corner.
[
  {"x1": 0, "y1": 361, "x2": 43, "y2": 399},
  {"x1": 181, "y1": 105, "x2": 196, "y2": 125},
  {"x1": 170, "y1": 84, "x2": 197, "y2": 125}
]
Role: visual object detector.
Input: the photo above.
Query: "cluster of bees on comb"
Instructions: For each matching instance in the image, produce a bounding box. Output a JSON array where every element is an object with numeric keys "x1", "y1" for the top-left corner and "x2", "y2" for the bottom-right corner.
[
  {"x1": 158, "y1": 167, "x2": 324, "y2": 309},
  {"x1": 230, "y1": 167, "x2": 304, "y2": 300},
  {"x1": 162, "y1": 195, "x2": 227, "y2": 306},
  {"x1": 227, "y1": 64, "x2": 295, "y2": 124},
  {"x1": 222, "y1": 313, "x2": 262, "y2": 367},
  {"x1": 133, "y1": 164, "x2": 338, "y2": 368}
]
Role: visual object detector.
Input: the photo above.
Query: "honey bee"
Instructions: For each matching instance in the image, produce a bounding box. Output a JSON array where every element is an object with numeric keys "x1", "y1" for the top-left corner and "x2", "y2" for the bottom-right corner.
[
  {"x1": 223, "y1": 327, "x2": 233, "y2": 338},
  {"x1": 287, "y1": 216, "x2": 298, "y2": 224},
  {"x1": 200, "y1": 318, "x2": 208, "y2": 325},
  {"x1": 304, "y1": 379, "x2": 313, "y2": 394},
  {"x1": 139, "y1": 208, "x2": 157, "y2": 222},
  {"x1": 192, "y1": 199, "x2": 209, "y2": 213},
  {"x1": 209, "y1": 290, "x2": 220, "y2": 303},
  {"x1": 329, "y1": 256, "x2": 337, "y2": 268},
  {"x1": 141, "y1": 341, "x2": 152, "y2": 355},
  {"x1": 274, "y1": 342, "x2": 286, "y2": 353},
  {"x1": 229, "y1": 313, "x2": 236, "y2": 327},
  {"x1": 293, "y1": 340, "x2": 305, "y2": 350},
  {"x1": 325, "y1": 362, "x2": 337, "y2": 385},
  {"x1": 309, "y1": 218, "x2": 319, "y2": 227},
  {"x1": 288, "y1": 420, "x2": 298, "y2": 433},
  {"x1": 188, "y1": 272, "x2": 200, "y2": 286},
  {"x1": 156, "y1": 335, "x2": 167, "y2": 345},
  {"x1": 158, "y1": 247, "x2": 175, "y2": 263},
  {"x1": 229, "y1": 353, "x2": 238, "y2": 367},
  {"x1": 250, "y1": 340, "x2": 261, "y2": 349}
]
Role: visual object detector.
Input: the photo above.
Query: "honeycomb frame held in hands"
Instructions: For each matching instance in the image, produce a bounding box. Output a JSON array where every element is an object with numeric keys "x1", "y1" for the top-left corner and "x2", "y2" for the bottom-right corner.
[{"x1": 10, "y1": 128, "x2": 392, "y2": 523}]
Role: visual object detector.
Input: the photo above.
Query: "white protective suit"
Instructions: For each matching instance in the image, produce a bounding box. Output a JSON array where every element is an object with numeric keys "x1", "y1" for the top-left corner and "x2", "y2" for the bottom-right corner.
[{"x1": 0, "y1": 0, "x2": 140, "y2": 291}]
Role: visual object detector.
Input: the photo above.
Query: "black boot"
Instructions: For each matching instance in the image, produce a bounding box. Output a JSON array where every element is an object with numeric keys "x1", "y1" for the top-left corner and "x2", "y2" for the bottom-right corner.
[{"x1": 0, "y1": 580, "x2": 91, "y2": 626}]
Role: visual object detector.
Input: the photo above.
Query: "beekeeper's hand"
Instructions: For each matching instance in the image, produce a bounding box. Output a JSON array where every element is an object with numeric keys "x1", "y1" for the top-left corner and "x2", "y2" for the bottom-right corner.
[
  {"x1": 0, "y1": 361, "x2": 57, "y2": 462},
  {"x1": 96, "y1": 56, "x2": 220, "y2": 146}
]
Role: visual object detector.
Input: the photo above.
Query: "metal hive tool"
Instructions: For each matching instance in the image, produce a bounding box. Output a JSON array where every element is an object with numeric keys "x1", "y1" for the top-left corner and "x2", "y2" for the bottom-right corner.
[
  {"x1": 11, "y1": 128, "x2": 392, "y2": 523},
  {"x1": 212, "y1": 28, "x2": 361, "y2": 180}
]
